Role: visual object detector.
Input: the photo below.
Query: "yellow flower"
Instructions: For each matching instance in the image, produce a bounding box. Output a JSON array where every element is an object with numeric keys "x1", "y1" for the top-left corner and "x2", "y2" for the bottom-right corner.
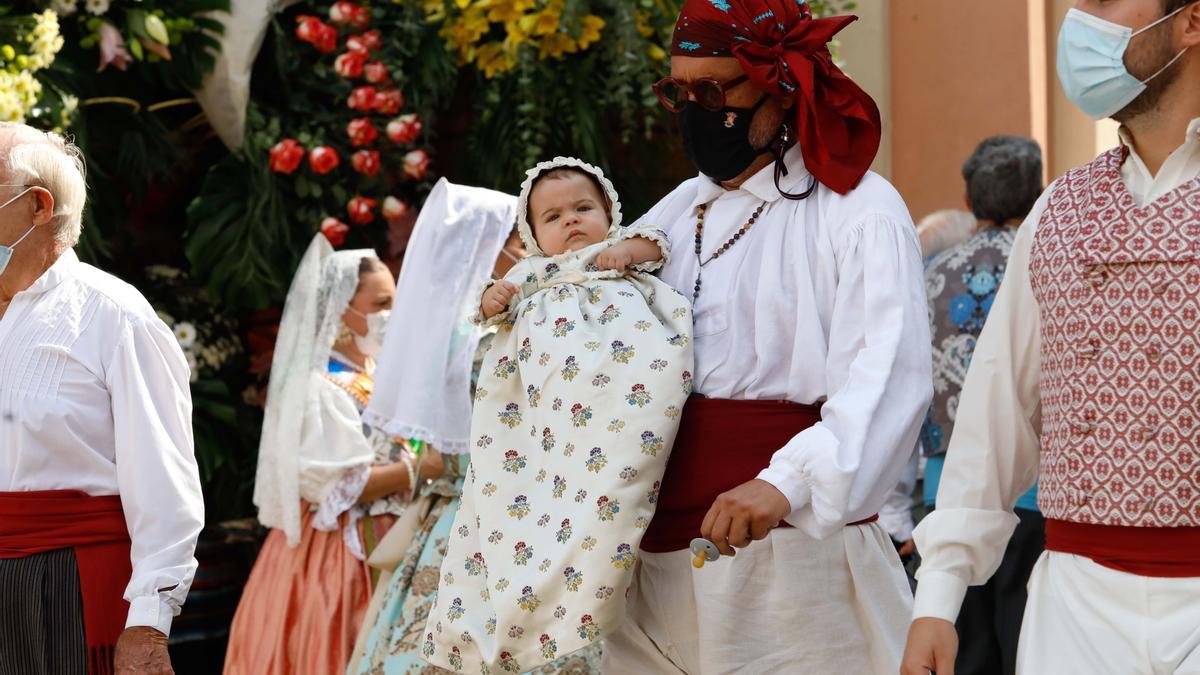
[
  {"x1": 648, "y1": 43, "x2": 666, "y2": 61},
  {"x1": 487, "y1": 0, "x2": 534, "y2": 24},
  {"x1": 476, "y1": 41, "x2": 516, "y2": 78},
  {"x1": 537, "y1": 31, "x2": 577, "y2": 60},
  {"x1": 635, "y1": 10, "x2": 654, "y2": 38},
  {"x1": 529, "y1": 7, "x2": 561, "y2": 36},
  {"x1": 576, "y1": 15, "x2": 605, "y2": 50}
]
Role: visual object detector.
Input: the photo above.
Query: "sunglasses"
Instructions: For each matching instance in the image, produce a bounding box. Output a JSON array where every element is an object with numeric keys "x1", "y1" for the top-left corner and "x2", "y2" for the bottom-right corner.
[{"x1": 653, "y1": 75, "x2": 750, "y2": 113}]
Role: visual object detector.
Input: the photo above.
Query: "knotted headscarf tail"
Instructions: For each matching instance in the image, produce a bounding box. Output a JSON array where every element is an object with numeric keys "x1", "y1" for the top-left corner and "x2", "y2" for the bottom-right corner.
[{"x1": 672, "y1": 0, "x2": 881, "y2": 195}]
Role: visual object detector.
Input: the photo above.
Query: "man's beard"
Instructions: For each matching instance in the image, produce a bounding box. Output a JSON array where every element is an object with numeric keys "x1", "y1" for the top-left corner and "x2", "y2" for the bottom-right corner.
[{"x1": 1114, "y1": 24, "x2": 1184, "y2": 123}]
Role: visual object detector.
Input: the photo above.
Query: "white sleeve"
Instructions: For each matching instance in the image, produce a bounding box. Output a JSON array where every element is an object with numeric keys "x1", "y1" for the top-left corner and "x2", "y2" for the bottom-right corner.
[
  {"x1": 911, "y1": 196, "x2": 1047, "y2": 622},
  {"x1": 618, "y1": 224, "x2": 672, "y2": 272},
  {"x1": 757, "y1": 212, "x2": 933, "y2": 539},
  {"x1": 296, "y1": 376, "x2": 376, "y2": 506},
  {"x1": 879, "y1": 445, "x2": 920, "y2": 542},
  {"x1": 108, "y1": 316, "x2": 204, "y2": 636}
]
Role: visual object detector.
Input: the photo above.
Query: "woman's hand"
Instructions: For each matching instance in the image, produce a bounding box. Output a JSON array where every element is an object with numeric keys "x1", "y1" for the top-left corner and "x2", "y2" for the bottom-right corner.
[
  {"x1": 481, "y1": 281, "x2": 519, "y2": 319},
  {"x1": 417, "y1": 448, "x2": 445, "y2": 484}
]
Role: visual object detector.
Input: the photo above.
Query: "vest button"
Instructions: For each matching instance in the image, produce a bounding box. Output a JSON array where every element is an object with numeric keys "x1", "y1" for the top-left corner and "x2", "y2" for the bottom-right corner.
[
  {"x1": 1140, "y1": 425, "x2": 1158, "y2": 441},
  {"x1": 1147, "y1": 345, "x2": 1162, "y2": 363},
  {"x1": 1074, "y1": 419, "x2": 1094, "y2": 435}
]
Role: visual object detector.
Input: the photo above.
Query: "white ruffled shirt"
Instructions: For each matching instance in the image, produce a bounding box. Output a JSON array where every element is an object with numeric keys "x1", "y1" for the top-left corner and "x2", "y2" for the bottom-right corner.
[
  {"x1": 0, "y1": 249, "x2": 204, "y2": 636},
  {"x1": 911, "y1": 119, "x2": 1200, "y2": 623},
  {"x1": 635, "y1": 145, "x2": 933, "y2": 538}
]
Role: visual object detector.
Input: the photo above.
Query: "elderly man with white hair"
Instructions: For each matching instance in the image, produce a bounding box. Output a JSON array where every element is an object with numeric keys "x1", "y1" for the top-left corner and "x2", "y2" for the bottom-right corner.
[{"x1": 0, "y1": 122, "x2": 203, "y2": 674}]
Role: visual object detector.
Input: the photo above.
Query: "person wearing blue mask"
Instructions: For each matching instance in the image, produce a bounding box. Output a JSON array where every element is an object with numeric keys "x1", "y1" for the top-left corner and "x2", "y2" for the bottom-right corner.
[
  {"x1": 0, "y1": 123, "x2": 205, "y2": 673},
  {"x1": 903, "y1": 1, "x2": 1200, "y2": 673}
]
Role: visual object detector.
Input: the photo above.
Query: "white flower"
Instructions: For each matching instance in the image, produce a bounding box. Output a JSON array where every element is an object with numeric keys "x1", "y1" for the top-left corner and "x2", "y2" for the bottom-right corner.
[
  {"x1": 173, "y1": 322, "x2": 198, "y2": 349},
  {"x1": 85, "y1": 0, "x2": 111, "y2": 16},
  {"x1": 51, "y1": 0, "x2": 79, "y2": 16}
]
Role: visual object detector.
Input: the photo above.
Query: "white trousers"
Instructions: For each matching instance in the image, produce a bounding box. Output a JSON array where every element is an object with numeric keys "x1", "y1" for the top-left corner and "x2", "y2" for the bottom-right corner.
[
  {"x1": 602, "y1": 523, "x2": 912, "y2": 674},
  {"x1": 1017, "y1": 552, "x2": 1200, "y2": 675}
]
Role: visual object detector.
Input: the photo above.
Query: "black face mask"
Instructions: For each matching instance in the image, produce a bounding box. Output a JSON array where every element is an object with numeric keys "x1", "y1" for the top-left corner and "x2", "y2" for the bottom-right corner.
[{"x1": 679, "y1": 95, "x2": 773, "y2": 183}]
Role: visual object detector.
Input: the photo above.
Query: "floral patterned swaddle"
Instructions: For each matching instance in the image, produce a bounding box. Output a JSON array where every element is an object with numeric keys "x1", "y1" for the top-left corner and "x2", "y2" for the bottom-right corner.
[{"x1": 422, "y1": 224, "x2": 693, "y2": 673}]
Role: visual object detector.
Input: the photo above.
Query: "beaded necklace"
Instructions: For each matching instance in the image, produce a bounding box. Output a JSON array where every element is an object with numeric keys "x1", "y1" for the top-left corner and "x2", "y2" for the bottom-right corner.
[{"x1": 691, "y1": 200, "x2": 767, "y2": 302}]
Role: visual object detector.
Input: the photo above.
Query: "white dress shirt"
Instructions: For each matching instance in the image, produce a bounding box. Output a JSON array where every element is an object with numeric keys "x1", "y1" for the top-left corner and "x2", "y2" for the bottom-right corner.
[
  {"x1": 0, "y1": 249, "x2": 204, "y2": 635},
  {"x1": 912, "y1": 119, "x2": 1200, "y2": 622},
  {"x1": 636, "y1": 145, "x2": 933, "y2": 538}
]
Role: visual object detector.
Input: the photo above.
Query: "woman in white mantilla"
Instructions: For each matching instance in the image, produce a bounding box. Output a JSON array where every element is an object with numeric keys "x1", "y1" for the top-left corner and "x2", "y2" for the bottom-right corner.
[{"x1": 225, "y1": 234, "x2": 441, "y2": 674}]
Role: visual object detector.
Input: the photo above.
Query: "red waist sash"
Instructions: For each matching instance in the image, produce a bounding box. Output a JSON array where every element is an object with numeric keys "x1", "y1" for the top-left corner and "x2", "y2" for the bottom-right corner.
[
  {"x1": 641, "y1": 396, "x2": 821, "y2": 553},
  {"x1": 1045, "y1": 519, "x2": 1200, "y2": 577},
  {"x1": 0, "y1": 490, "x2": 133, "y2": 674}
]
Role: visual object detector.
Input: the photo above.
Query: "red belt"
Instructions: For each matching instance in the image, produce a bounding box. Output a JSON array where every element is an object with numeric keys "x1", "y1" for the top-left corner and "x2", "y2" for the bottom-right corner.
[
  {"x1": 0, "y1": 490, "x2": 132, "y2": 674},
  {"x1": 641, "y1": 396, "x2": 877, "y2": 553},
  {"x1": 1045, "y1": 519, "x2": 1200, "y2": 577}
]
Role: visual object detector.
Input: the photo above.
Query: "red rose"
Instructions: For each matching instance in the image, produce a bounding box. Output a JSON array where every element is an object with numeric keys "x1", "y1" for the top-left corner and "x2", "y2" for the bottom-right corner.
[
  {"x1": 373, "y1": 88, "x2": 404, "y2": 115},
  {"x1": 268, "y1": 138, "x2": 304, "y2": 174},
  {"x1": 321, "y1": 217, "x2": 350, "y2": 246},
  {"x1": 386, "y1": 113, "x2": 422, "y2": 144},
  {"x1": 347, "y1": 85, "x2": 377, "y2": 111},
  {"x1": 361, "y1": 30, "x2": 382, "y2": 50},
  {"x1": 328, "y1": 1, "x2": 358, "y2": 25},
  {"x1": 345, "y1": 34, "x2": 369, "y2": 56},
  {"x1": 295, "y1": 15, "x2": 324, "y2": 43},
  {"x1": 364, "y1": 61, "x2": 388, "y2": 84},
  {"x1": 334, "y1": 51, "x2": 366, "y2": 78},
  {"x1": 402, "y1": 149, "x2": 430, "y2": 181},
  {"x1": 313, "y1": 23, "x2": 338, "y2": 54},
  {"x1": 382, "y1": 196, "x2": 409, "y2": 222},
  {"x1": 349, "y1": 5, "x2": 371, "y2": 30},
  {"x1": 347, "y1": 118, "x2": 378, "y2": 148},
  {"x1": 351, "y1": 150, "x2": 381, "y2": 178},
  {"x1": 308, "y1": 146, "x2": 340, "y2": 175},
  {"x1": 347, "y1": 197, "x2": 377, "y2": 225}
]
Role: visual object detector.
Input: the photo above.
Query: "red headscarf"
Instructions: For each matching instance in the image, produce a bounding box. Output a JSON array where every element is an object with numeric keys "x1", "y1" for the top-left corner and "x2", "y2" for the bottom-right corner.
[{"x1": 672, "y1": 0, "x2": 881, "y2": 195}]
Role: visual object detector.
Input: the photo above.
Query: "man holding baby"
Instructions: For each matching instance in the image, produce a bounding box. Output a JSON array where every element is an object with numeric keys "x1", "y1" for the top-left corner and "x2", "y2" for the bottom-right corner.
[{"x1": 607, "y1": 1, "x2": 932, "y2": 672}]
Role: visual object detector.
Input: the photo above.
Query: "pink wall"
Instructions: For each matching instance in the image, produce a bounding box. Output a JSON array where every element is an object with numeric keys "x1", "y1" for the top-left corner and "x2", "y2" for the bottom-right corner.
[{"x1": 889, "y1": 1, "x2": 1040, "y2": 221}]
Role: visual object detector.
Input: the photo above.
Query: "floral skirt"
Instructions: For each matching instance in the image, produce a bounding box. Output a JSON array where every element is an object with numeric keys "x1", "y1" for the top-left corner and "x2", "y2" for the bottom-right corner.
[
  {"x1": 353, "y1": 484, "x2": 601, "y2": 675},
  {"x1": 223, "y1": 506, "x2": 394, "y2": 675}
]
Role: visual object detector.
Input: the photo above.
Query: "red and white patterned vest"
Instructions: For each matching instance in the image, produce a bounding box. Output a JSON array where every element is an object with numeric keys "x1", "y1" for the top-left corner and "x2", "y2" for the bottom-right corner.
[{"x1": 1030, "y1": 148, "x2": 1200, "y2": 527}]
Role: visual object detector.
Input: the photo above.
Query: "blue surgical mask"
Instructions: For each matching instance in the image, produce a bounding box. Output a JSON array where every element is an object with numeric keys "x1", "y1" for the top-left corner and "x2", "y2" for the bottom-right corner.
[
  {"x1": 1057, "y1": 6, "x2": 1192, "y2": 120},
  {"x1": 0, "y1": 187, "x2": 36, "y2": 277}
]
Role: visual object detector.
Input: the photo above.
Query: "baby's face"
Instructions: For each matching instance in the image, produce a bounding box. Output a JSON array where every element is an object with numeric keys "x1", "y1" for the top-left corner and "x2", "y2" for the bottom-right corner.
[{"x1": 529, "y1": 172, "x2": 611, "y2": 256}]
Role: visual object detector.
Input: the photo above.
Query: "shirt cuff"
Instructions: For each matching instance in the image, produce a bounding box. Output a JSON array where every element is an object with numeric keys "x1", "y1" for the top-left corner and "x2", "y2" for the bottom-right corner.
[
  {"x1": 911, "y1": 569, "x2": 968, "y2": 623},
  {"x1": 125, "y1": 593, "x2": 175, "y2": 636},
  {"x1": 756, "y1": 463, "x2": 813, "y2": 525}
]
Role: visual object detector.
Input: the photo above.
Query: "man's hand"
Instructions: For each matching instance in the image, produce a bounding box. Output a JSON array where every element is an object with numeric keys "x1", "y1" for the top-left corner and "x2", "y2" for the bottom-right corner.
[
  {"x1": 900, "y1": 618, "x2": 958, "y2": 675},
  {"x1": 115, "y1": 626, "x2": 173, "y2": 675},
  {"x1": 596, "y1": 243, "x2": 635, "y2": 272},
  {"x1": 480, "y1": 281, "x2": 519, "y2": 319},
  {"x1": 699, "y1": 479, "x2": 792, "y2": 556}
]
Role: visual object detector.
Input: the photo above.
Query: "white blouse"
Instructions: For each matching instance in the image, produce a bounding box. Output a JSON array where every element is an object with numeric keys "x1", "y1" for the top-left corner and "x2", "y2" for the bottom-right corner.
[
  {"x1": 635, "y1": 145, "x2": 933, "y2": 538},
  {"x1": 0, "y1": 249, "x2": 204, "y2": 636},
  {"x1": 911, "y1": 119, "x2": 1200, "y2": 623}
]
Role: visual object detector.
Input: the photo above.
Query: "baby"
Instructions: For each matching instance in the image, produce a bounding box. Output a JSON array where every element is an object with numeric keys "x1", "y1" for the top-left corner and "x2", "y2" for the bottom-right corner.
[
  {"x1": 422, "y1": 158, "x2": 694, "y2": 674},
  {"x1": 480, "y1": 165, "x2": 663, "y2": 319}
]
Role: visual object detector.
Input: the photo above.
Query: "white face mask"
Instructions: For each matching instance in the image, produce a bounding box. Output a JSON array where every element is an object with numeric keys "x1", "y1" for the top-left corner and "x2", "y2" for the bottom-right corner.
[
  {"x1": 0, "y1": 186, "x2": 36, "y2": 277},
  {"x1": 347, "y1": 307, "x2": 390, "y2": 357},
  {"x1": 1056, "y1": 5, "x2": 1193, "y2": 120}
]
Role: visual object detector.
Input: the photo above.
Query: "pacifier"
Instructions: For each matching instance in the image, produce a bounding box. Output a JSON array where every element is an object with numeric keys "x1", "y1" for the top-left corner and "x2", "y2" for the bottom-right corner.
[{"x1": 689, "y1": 538, "x2": 720, "y2": 569}]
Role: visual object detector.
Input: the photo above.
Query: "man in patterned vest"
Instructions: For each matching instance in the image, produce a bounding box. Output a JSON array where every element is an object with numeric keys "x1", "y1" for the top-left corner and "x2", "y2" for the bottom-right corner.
[{"x1": 903, "y1": 1, "x2": 1200, "y2": 672}]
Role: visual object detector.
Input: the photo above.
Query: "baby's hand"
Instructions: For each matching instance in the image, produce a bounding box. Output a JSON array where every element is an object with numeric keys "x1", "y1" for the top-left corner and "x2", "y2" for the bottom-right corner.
[
  {"x1": 481, "y1": 281, "x2": 519, "y2": 319},
  {"x1": 596, "y1": 243, "x2": 634, "y2": 272}
]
